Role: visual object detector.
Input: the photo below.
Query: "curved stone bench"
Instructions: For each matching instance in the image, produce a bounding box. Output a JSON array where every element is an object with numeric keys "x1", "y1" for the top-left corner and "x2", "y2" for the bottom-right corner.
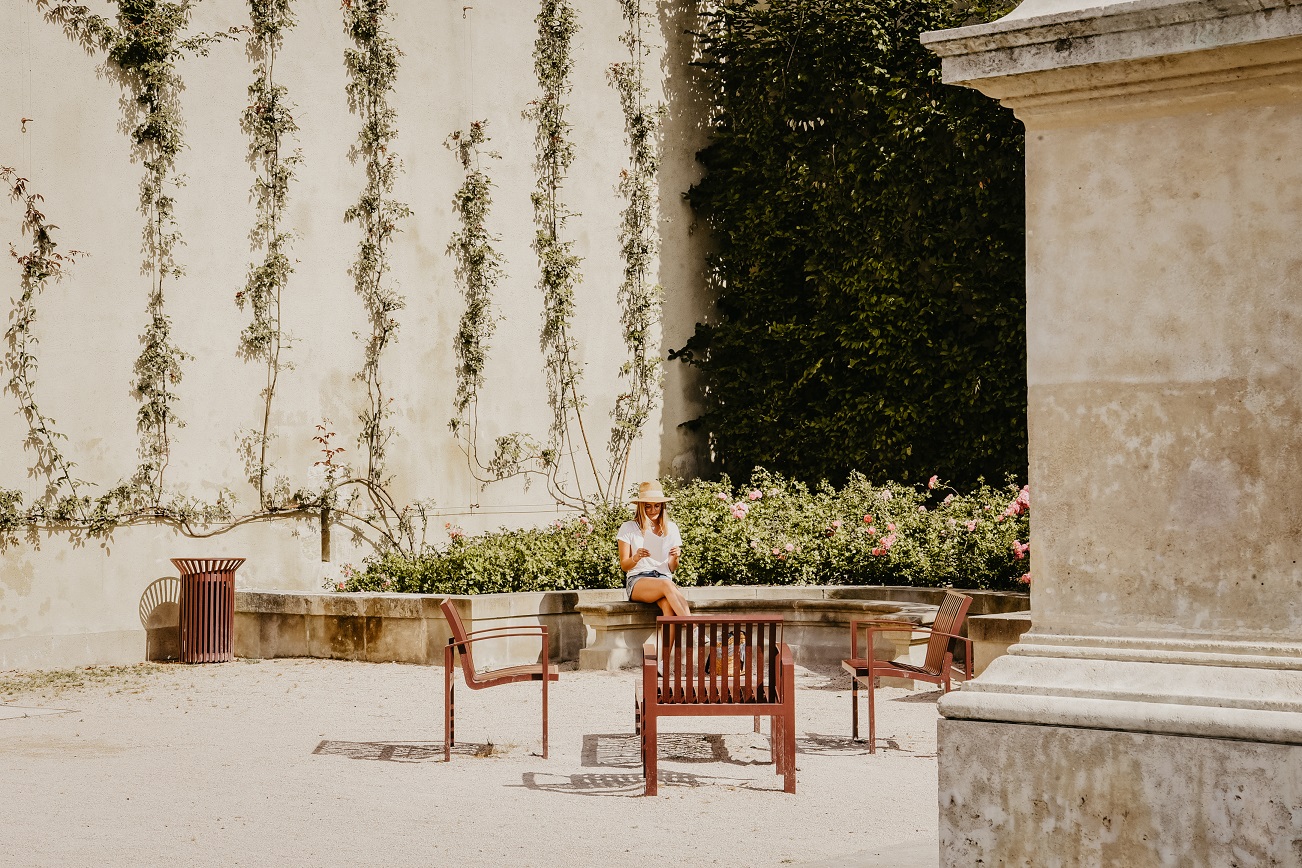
[
  {"x1": 233, "y1": 585, "x2": 1027, "y2": 677},
  {"x1": 576, "y1": 598, "x2": 938, "y2": 676}
]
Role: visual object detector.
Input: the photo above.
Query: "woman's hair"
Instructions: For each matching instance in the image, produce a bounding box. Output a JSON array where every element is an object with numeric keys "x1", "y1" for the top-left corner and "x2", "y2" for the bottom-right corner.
[{"x1": 634, "y1": 501, "x2": 668, "y2": 537}]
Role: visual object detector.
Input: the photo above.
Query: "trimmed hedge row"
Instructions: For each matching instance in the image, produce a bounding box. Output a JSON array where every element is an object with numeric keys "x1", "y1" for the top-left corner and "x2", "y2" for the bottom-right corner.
[{"x1": 336, "y1": 470, "x2": 1031, "y2": 595}]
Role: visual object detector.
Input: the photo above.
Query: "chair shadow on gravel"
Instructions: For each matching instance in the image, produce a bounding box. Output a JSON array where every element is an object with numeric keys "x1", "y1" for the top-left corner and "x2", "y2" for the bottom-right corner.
[
  {"x1": 583, "y1": 731, "x2": 778, "y2": 769},
  {"x1": 520, "y1": 769, "x2": 776, "y2": 797},
  {"x1": 313, "y1": 740, "x2": 447, "y2": 762},
  {"x1": 893, "y1": 688, "x2": 944, "y2": 703}
]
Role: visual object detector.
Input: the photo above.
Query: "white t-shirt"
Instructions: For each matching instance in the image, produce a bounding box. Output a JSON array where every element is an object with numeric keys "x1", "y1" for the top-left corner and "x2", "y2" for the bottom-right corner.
[{"x1": 617, "y1": 519, "x2": 682, "y2": 576}]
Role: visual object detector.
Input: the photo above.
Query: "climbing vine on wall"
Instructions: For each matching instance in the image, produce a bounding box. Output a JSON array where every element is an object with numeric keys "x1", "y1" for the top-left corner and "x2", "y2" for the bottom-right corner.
[
  {"x1": 524, "y1": 0, "x2": 597, "y2": 503},
  {"x1": 607, "y1": 0, "x2": 665, "y2": 499},
  {"x1": 2, "y1": 167, "x2": 86, "y2": 517},
  {"x1": 342, "y1": 0, "x2": 411, "y2": 487},
  {"x1": 237, "y1": 0, "x2": 301, "y2": 510},
  {"x1": 41, "y1": 1, "x2": 238, "y2": 504}
]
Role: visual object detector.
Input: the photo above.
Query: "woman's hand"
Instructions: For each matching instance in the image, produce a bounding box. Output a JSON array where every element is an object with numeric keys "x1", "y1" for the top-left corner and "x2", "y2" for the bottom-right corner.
[
  {"x1": 634, "y1": 547, "x2": 651, "y2": 561},
  {"x1": 667, "y1": 546, "x2": 681, "y2": 572}
]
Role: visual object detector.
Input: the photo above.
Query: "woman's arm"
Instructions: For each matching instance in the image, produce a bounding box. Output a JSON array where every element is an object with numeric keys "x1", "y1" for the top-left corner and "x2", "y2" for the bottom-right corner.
[
  {"x1": 618, "y1": 539, "x2": 651, "y2": 572},
  {"x1": 667, "y1": 546, "x2": 681, "y2": 573}
]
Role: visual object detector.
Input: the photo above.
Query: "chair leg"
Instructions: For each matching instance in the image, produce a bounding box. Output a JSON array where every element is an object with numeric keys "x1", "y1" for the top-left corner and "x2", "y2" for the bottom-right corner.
[
  {"x1": 754, "y1": 714, "x2": 761, "y2": 734},
  {"x1": 851, "y1": 675, "x2": 860, "y2": 740},
  {"x1": 541, "y1": 666, "x2": 549, "y2": 759},
  {"x1": 444, "y1": 645, "x2": 455, "y2": 762},
  {"x1": 783, "y1": 706, "x2": 797, "y2": 794},
  {"x1": 867, "y1": 672, "x2": 877, "y2": 754},
  {"x1": 770, "y1": 714, "x2": 780, "y2": 768},
  {"x1": 643, "y1": 711, "x2": 658, "y2": 796}
]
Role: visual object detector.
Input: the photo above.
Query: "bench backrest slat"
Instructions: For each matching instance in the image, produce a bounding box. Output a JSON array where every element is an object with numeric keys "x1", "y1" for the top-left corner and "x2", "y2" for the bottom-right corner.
[
  {"x1": 655, "y1": 615, "x2": 784, "y2": 706},
  {"x1": 923, "y1": 591, "x2": 974, "y2": 675}
]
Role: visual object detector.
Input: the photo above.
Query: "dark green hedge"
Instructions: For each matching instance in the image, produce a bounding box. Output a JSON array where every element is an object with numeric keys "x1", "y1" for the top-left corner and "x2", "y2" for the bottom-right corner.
[{"x1": 674, "y1": 0, "x2": 1026, "y2": 489}]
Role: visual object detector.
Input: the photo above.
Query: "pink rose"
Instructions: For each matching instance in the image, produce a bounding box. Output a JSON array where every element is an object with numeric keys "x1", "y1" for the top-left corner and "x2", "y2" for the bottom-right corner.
[
  {"x1": 886, "y1": 522, "x2": 896, "y2": 532},
  {"x1": 871, "y1": 547, "x2": 885, "y2": 556},
  {"x1": 943, "y1": 493, "x2": 955, "y2": 505},
  {"x1": 831, "y1": 519, "x2": 843, "y2": 529},
  {"x1": 918, "y1": 506, "x2": 927, "y2": 513},
  {"x1": 879, "y1": 490, "x2": 893, "y2": 501},
  {"x1": 928, "y1": 475, "x2": 938, "y2": 489},
  {"x1": 784, "y1": 543, "x2": 795, "y2": 552},
  {"x1": 965, "y1": 520, "x2": 978, "y2": 532},
  {"x1": 772, "y1": 547, "x2": 781, "y2": 556},
  {"x1": 579, "y1": 516, "x2": 589, "y2": 525},
  {"x1": 1018, "y1": 572, "x2": 1032, "y2": 585},
  {"x1": 863, "y1": 514, "x2": 874, "y2": 524},
  {"x1": 748, "y1": 489, "x2": 762, "y2": 501},
  {"x1": 749, "y1": 539, "x2": 758, "y2": 549},
  {"x1": 716, "y1": 492, "x2": 729, "y2": 501}
]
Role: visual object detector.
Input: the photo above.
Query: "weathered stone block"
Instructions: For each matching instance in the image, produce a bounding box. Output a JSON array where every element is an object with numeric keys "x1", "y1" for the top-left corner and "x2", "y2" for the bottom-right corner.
[{"x1": 939, "y1": 718, "x2": 1302, "y2": 867}]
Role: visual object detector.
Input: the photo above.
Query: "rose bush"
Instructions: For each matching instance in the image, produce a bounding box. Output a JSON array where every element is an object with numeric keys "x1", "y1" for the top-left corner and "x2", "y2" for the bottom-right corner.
[{"x1": 336, "y1": 470, "x2": 1031, "y2": 595}]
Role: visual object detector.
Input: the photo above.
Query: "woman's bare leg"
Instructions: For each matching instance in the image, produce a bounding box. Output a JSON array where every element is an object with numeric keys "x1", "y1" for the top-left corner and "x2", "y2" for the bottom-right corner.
[{"x1": 631, "y1": 577, "x2": 692, "y2": 616}]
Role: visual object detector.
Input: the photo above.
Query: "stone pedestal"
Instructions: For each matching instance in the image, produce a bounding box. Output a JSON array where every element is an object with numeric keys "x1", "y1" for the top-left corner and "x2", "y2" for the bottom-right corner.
[{"x1": 923, "y1": 0, "x2": 1302, "y2": 863}]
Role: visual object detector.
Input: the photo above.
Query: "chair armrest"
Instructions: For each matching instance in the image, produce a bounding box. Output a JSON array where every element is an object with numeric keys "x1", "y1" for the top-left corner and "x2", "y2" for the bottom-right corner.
[
  {"x1": 465, "y1": 624, "x2": 548, "y2": 638},
  {"x1": 850, "y1": 619, "x2": 917, "y2": 658},
  {"x1": 454, "y1": 630, "x2": 552, "y2": 647}
]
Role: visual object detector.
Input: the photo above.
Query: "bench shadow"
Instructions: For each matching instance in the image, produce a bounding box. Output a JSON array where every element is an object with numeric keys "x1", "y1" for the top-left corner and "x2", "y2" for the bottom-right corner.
[
  {"x1": 583, "y1": 731, "x2": 776, "y2": 768},
  {"x1": 519, "y1": 769, "x2": 779, "y2": 797},
  {"x1": 312, "y1": 739, "x2": 447, "y2": 763}
]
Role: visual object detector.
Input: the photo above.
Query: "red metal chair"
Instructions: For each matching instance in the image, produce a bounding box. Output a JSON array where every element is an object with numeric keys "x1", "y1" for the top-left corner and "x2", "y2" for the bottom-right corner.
[
  {"x1": 636, "y1": 615, "x2": 796, "y2": 795},
  {"x1": 842, "y1": 590, "x2": 973, "y2": 752},
  {"x1": 440, "y1": 598, "x2": 559, "y2": 761}
]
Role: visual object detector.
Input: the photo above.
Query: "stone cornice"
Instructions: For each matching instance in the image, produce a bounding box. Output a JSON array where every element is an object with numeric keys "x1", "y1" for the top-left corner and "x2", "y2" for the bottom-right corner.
[{"x1": 922, "y1": 0, "x2": 1302, "y2": 104}]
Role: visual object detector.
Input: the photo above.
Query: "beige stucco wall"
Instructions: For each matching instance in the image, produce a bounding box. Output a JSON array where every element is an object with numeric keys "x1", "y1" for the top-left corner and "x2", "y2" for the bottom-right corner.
[{"x1": 0, "y1": 0, "x2": 712, "y2": 667}]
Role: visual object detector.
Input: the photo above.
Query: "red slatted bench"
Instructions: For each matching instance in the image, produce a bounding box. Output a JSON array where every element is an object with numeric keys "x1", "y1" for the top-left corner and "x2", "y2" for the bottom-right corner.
[{"x1": 636, "y1": 615, "x2": 796, "y2": 795}]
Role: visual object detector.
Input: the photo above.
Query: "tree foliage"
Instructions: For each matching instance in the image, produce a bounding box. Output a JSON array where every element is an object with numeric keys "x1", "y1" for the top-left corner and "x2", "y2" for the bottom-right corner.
[{"x1": 676, "y1": 0, "x2": 1026, "y2": 488}]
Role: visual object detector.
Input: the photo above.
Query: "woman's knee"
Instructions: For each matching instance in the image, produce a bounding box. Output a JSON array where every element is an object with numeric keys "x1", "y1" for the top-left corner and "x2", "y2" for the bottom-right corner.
[{"x1": 630, "y1": 577, "x2": 674, "y2": 603}]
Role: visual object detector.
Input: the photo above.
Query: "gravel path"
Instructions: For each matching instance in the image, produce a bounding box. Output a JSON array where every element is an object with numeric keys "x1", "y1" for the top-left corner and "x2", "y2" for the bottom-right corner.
[{"x1": 0, "y1": 659, "x2": 941, "y2": 867}]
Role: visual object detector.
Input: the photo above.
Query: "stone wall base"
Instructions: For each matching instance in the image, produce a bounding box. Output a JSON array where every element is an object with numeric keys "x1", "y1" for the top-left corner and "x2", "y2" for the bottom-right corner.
[
  {"x1": 0, "y1": 630, "x2": 144, "y2": 669},
  {"x1": 938, "y1": 718, "x2": 1302, "y2": 867}
]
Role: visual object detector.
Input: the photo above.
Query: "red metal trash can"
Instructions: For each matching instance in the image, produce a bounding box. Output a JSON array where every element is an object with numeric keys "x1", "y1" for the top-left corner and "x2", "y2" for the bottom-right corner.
[{"x1": 171, "y1": 558, "x2": 244, "y2": 663}]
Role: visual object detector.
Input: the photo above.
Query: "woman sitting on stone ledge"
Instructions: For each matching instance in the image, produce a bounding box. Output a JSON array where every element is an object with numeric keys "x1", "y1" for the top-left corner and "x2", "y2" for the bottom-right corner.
[{"x1": 617, "y1": 481, "x2": 692, "y2": 617}]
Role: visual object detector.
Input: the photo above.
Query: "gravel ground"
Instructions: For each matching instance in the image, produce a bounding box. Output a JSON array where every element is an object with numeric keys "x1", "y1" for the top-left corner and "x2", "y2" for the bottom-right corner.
[{"x1": 0, "y1": 658, "x2": 941, "y2": 867}]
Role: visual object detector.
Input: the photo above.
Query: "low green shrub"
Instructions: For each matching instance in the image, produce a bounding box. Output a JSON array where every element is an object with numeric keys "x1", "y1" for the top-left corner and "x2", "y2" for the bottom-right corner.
[{"x1": 334, "y1": 470, "x2": 1031, "y2": 595}]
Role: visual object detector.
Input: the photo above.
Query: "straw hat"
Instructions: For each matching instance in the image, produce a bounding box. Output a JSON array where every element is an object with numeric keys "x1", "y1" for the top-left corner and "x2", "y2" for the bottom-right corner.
[{"x1": 630, "y1": 481, "x2": 673, "y2": 504}]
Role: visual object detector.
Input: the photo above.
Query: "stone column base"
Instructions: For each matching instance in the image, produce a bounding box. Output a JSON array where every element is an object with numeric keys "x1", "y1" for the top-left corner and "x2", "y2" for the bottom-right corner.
[{"x1": 939, "y1": 717, "x2": 1302, "y2": 866}]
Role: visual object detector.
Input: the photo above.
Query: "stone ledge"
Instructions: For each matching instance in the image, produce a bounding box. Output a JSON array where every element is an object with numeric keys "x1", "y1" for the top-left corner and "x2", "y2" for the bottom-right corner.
[
  {"x1": 576, "y1": 597, "x2": 940, "y2": 679},
  {"x1": 234, "y1": 586, "x2": 1027, "y2": 676},
  {"x1": 969, "y1": 611, "x2": 1034, "y2": 675}
]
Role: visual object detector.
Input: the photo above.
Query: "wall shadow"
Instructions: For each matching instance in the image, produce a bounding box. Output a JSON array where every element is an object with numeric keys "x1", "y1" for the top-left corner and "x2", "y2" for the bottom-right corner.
[
  {"x1": 656, "y1": 0, "x2": 717, "y2": 480},
  {"x1": 138, "y1": 576, "x2": 180, "y2": 662}
]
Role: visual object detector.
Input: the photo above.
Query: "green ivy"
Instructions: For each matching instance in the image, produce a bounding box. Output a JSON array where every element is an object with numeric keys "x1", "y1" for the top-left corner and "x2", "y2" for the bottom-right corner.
[
  {"x1": 41, "y1": 1, "x2": 238, "y2": 502},
  {"x1": 607, "y1": 0, "x2": 665, "y2": 499},
  {"x1": 2, "y1": 168, "x2": 86, "y2": 515},
  {"x1": 342, "y1": 0, "x2": 411, "y2": 486},
  {"x1": 237, "y1": 0, "x2": 301, "y2": 510},
  {"x1": 675, "y1": 0, "x2": 1026, "y2": 489},
  {"x1": 525, "y1": 0, "x2": 596, "y2": 502}
]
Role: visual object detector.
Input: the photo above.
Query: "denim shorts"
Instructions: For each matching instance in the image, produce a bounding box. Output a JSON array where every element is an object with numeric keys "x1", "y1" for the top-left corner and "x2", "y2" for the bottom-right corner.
[{"x1": 625, "y1": 569, "x2": 669, "y2": 600}]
